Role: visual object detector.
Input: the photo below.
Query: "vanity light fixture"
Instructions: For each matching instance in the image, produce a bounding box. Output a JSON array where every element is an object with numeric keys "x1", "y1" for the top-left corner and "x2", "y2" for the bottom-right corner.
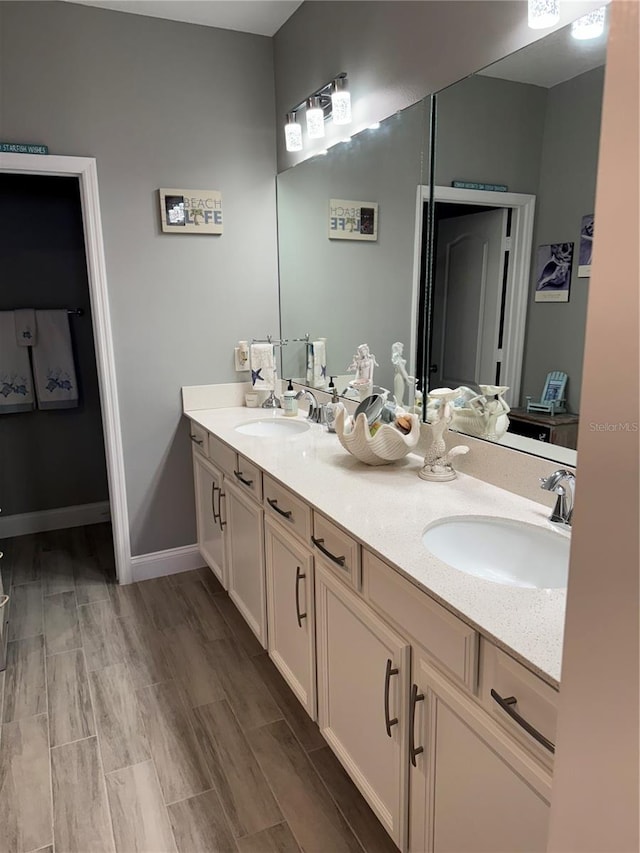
[
  {"x1": 284, "y1": 112, "x2": 303, "y2": 153},
  {"x1": 284, "y1": 72, "x2": 352, "y2": 153},
  {"x1": 528, "y1": 0, "x2": 559, "y2": 29},
  {"x1": 571, "y1": 6, "x2": 606, "y2": 39},
  {"x1": 331, "y1": 76, "x2": 352, "y2": 125},
  {"x1": 306, "y1": 96, "x2": 325, "y2": 139}
]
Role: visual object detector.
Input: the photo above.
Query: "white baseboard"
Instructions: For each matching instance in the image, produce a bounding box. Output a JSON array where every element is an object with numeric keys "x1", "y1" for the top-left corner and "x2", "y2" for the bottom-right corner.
[
  {"x1": 0, "y1": 501, "x2": 111, "y2": 539},
  {"x1": 130, "y1": 543, "x2": 205, "y2": 583}
]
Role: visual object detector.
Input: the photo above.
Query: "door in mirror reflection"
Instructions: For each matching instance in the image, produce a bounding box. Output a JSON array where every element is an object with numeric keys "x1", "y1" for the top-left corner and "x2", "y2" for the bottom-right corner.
[{"x1": 432, "y1": 206, "x2": 509, "y2": 391}]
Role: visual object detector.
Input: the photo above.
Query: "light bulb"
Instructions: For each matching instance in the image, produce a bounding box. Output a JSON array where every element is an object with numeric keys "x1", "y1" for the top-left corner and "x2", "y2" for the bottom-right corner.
[
  {"x1": 571, "y1": 7, "x2": 606, "y2": 39},
  {"x1": 284, "y1": 113, "x2": 302, "y2": 152},
  {"x1": 306, "y1": 97, "x2": 325, "y2": 139},
  {"x1": 528, "y1": 0, "x2": 559, "y2": 29},
  {"x1": 331, "y1": 78, "x2": 352, "y2": 126}
]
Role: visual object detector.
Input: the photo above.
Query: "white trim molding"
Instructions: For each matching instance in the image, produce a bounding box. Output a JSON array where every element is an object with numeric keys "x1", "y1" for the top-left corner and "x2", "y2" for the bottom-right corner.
[
  {"x1": 130, "y1": 544, "x2": 206, "y2": 583},
  {"x1": 0, "y1": 502, "x2": 111, "y2": 539},
  {"x1": 0, "y1": 153, "x2": 132, "y2": 583}
]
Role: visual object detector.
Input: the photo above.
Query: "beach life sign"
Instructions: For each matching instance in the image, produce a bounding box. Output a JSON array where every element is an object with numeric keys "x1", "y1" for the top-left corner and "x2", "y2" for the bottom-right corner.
[
  {"x1": 329, "y1": 199, "x2": 378, "y2": 241},
  {"x1": 159, "y1": 188, "x2": 223, "y2": 234}
]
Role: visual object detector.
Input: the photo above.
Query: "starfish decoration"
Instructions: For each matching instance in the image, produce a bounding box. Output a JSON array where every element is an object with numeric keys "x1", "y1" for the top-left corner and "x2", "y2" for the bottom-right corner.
[
  {"x1": 321, "y1": 364, "x2": 327, "y2": 378},
  {"x1": 251, "y1": 368, "x2": 264, "y2": 386}
]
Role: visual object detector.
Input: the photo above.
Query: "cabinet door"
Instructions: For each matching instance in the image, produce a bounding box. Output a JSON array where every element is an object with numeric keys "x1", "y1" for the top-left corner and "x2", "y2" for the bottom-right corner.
[
  {"x1": 265, "y1": 519, "x2": 315, "y2": 718},
  {"x1": 409, "y1": 657, "x2": 551, "y2": 853},
  {"x1": 315, "y1": 562, "x2": 409, "y2": 849},
  {"x1": 193, "y1": 450, "x2": 227, "y2": 587},
  {"x1": 226, "y1": 479, "x2": 267, "y2": 648}
]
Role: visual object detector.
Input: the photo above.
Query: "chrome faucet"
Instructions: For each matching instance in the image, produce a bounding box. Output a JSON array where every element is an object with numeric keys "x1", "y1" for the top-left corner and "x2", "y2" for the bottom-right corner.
[
  {"x1": 540, "y1": 469, "x2": 575, "y2": 528},
  {"x1": 295, "y1": 389, "x2": 323, "y2": 423}
]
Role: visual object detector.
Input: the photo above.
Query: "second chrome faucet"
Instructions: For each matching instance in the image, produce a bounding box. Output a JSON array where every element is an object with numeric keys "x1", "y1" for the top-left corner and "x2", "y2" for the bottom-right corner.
[{"x1": 540, "y1": 469, "x2": 575, "y2": 528}]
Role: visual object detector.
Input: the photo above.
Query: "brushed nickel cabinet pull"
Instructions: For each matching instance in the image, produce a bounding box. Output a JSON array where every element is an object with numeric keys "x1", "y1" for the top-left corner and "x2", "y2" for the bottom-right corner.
[{"x1": 190, "y1": 434, "x2": 204, "y2": 445}]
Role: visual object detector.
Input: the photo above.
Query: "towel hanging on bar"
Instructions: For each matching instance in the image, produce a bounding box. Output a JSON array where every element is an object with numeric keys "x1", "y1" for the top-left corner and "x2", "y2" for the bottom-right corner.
[
  {"x1": 14, "y1": 308, "x2": 37, "y2": 347},
  {"x1": 0, "y1": 312, "x2": 35, "y2": 413},
  {"x1": 32, "y1": 310, "x2": 79, "y2": 410}
]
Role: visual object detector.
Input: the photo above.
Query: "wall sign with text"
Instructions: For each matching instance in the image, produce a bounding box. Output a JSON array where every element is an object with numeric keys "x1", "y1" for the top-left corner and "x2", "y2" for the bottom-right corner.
[
  {"x1": 328, "y1": 199, "x2": 378, "y2": 241},
  {"x1": 159, "y1": 188, "x2": 223, "y2": 234}
]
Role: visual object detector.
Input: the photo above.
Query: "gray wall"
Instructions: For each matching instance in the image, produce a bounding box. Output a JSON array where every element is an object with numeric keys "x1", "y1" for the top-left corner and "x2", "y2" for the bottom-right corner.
[
  {"x1": 0, "y1": 1, "x2": 279, "y2": 555},
  {"x1": 434, "y1": 76, "x2": 548, "y2": 194},
  {"x1": 279, "y1": 100, "x2": 428, "y2": 392},
  {"x1": 0, "y1": 174, "x2": 109, "y2": 515},
  {"x1": 273, "y1": 0, "x2": 602, "y2": 171},
  {"x1": 521, "y1": 66, "x2": 605, "y2": 412}
]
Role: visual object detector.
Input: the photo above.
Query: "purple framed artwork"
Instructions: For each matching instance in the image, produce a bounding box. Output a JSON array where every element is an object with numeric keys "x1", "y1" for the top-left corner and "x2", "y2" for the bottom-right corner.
[
  {"x1": 535, "y1": 242, "x2": 574, "y2": 303},
  {"x1": 578, "y1": 214, "x2": 594, "y2": 277}
]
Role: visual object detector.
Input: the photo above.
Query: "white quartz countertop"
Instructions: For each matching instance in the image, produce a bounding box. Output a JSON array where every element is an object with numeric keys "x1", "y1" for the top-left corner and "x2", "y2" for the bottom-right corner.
[{"x1": 186, "y1": 406, "x2": 565, "y2": 688}]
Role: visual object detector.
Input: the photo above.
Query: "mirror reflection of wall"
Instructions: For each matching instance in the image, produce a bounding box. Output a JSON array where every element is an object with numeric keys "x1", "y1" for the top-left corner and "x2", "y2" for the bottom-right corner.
[
  {"x1": 278, "y1": 99, "x2": 428, "y2": 395},
  {"x1": 422, "y1": 22, "x2": 607, "y2": 456}
]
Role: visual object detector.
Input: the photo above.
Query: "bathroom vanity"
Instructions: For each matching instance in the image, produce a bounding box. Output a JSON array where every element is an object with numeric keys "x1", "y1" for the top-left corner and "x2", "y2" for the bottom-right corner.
[{"x1": 185, "y1": 399, "x2": 562, "y2": 853}]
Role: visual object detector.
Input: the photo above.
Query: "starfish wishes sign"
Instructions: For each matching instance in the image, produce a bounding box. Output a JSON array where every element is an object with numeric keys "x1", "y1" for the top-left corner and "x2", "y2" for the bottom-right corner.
[{"x1": 159, "y1": 188, "x2": 223, "y2": 235}]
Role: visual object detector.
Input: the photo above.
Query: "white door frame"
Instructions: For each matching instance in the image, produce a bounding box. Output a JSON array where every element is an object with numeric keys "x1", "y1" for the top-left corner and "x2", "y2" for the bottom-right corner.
[
  {"x1": 413, "y1": 185, "x2": 536, "y2": 404},
  {"x1": 0, "y1": 153, "x2": 132, "y2": 584}
]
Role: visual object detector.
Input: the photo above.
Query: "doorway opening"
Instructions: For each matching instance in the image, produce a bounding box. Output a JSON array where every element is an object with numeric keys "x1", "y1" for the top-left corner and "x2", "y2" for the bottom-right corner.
[
  {"x1": 0, "y1": 153, "x2": 131, "y2": 602},
  {"x1": 415, "y1": 186, "x2": 536, "y2": 408}
]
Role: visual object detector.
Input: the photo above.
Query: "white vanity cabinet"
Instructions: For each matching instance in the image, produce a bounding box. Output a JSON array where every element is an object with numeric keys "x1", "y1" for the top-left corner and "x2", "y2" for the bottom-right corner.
[
  {"x1": 188, "y1": 415, "x2": 559, "y2": 853},
  {"x1": 409, "y1": 656, "x2": 551, "y2": 853},
  {"x1": 264, "y1": 518, "x2": 316, "y2": 717},
  {"x1": 192, "y1": 449, "x2": 227, "y2": 587},
  {"x1": 225, "y1": 477, "x2": 267, "y2": 647},
  {"x1": 315, "y1": 561, "x2": 410, "y2": 849}
]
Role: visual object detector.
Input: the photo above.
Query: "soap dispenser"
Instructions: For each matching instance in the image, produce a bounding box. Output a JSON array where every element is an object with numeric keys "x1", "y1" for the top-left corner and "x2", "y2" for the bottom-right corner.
[
  {"x1": 324, "y1": 376, "x2": 345, "y2": 433},
  {"x1": 283, "y1": 379, "x2": 298, "y2": 417}
]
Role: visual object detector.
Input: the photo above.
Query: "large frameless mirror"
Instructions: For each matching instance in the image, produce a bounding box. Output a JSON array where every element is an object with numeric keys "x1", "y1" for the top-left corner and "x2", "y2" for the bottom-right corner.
[
  {"x1": 277, "y1": 99, "x2": 428, "y2": 399},
  {"x1": 417, "y1": 21, "x2": 608, "y2": 464}
]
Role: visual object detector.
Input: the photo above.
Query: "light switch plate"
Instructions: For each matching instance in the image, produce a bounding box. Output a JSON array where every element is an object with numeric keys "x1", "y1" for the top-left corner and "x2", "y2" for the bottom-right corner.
[{"x1": 234, "y1": 347, "x2": 249, "y2": 372}]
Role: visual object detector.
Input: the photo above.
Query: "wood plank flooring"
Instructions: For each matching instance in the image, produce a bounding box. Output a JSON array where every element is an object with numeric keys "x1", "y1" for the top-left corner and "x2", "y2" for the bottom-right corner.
[{"x1": 0, "y1": 525, "x2": 396, "y2": 853}]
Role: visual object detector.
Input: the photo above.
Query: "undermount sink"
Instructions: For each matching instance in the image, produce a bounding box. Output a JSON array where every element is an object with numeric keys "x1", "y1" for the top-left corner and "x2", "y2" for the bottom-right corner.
[
  {"x1": 422, "y1": 516, "x2": 569, "y2": 589},
  {"x1": 235, "y1": 418, "x2": 311, "y2": 437}
]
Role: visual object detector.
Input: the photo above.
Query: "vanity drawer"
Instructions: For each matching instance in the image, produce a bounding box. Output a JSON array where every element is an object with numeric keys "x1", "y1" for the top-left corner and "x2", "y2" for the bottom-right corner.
[
  {"x1": 479, "y1": 639, "x2": 558, "y2": 765},
  {"x1": 312, "y1": 512, "x2": 361, "y2": 590},
  {"x1": 263, "y1": 475, "x2": 312, "y2": 543},
  {"x1": 232, "y1": 455, "x2": 263, "y2": 502},
  {"x1": 208, "y1": 433, "x2": 236, "y2": 477},
  {"x1": 188, "y1": 422, "x2": 208, "y2": 457},
  {"x1": 363, "y1": 549, "x2": 478, "y2": 691}
]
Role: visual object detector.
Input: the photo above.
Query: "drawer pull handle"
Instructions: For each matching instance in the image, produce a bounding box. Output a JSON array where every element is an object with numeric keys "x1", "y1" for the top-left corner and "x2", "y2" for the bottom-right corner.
[
  {"x1": 267, "y1": 498, "x2": 292, "y2": 519},
  {"x1": 490, "y1": 689, "x2": 555, "y2": 754},
  {"x1": 217, "y1": 491, "x2": 227, "y2": 530},
  {"x1": 295, "y1": 566, "x2": 307, "y2": 627},
  {"x1": 211, "y1": 483, "x2": 220, "y2": 522},
  {"x1": 234, "y1": 470, "x2": 254, "y2": 488},
  {"x1": 190, "y1": 434, "x2": 204, "y2": 446},
  {"x1": 0, "y1": 594, "x2": 9, "y2": 609},
  {"x1": 311, "y1": 536, "x2": 345, "y2": 567},
  {"x1": 409, "y1": 683, "x2": 425, "y2": 766},
  {"x1": 384, "y1": 658, "x2": 399, "y2": 737}
]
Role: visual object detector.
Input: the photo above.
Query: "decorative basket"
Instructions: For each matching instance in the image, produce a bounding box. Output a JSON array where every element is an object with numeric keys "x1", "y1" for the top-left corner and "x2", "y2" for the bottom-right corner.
[{"x1": 335, "y1": 408, "x2": 421, "y2": 466}]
